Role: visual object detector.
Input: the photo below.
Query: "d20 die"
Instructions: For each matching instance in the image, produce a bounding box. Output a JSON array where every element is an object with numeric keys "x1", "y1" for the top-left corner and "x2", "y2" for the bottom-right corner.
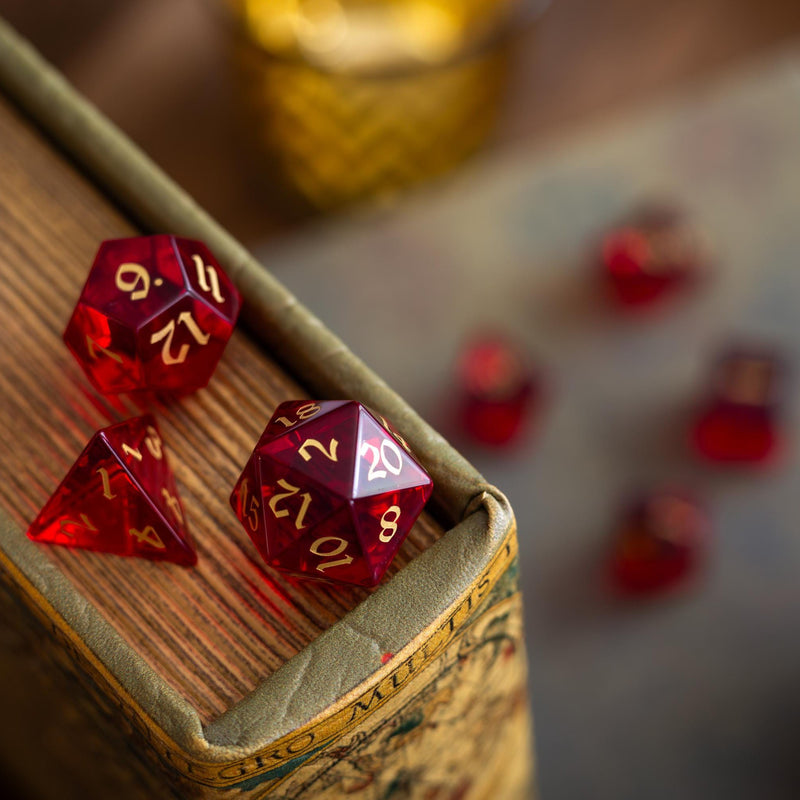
[
  {"x1": 609, "y1": 490, "x2": 709, "y2": 595},
  {"x1": 454, "y1": 334, "x2": 540, "y2": 447},
  {"x1": 231, "y1": 400, "x2": 433, "y2": 587},
  {"x1": 600, "y1": 205, "x2": 705, "y2": 308},
  {"x1": 27, "y1": 415, "x2": 196, "y2": 566},
  {"x1": 691, "y1": 346, "x2": 786, "y2": 465},
  {"x1": 63, "y1": 235, "x2": 241, "y2": 395}
]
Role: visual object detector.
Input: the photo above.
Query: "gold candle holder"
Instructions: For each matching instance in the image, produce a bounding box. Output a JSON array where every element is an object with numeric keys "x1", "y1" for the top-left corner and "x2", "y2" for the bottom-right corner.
[{"x1": 227, "y1": 0, "x2": 544, "y2": 211}]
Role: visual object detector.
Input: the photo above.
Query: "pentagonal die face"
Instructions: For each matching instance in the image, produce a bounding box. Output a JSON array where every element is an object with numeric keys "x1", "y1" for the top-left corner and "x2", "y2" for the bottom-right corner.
[
  {"x1": 63, "y1": 235, "x2": 241, "y2": 394},
  {"x1": 231, "y1": 401, "x2": 433, "y2": 587}
]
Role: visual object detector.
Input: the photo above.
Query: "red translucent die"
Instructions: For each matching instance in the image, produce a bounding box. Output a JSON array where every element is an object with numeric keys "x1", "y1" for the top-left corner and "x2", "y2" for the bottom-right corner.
[
  {"x1": 609, "y1": 491, "x2": 709, "y2": 595},
  {"x1": 230, "y1": 400, "x2": 433, "y2": 587},
  {"x1": 691, "y1": 347, "x2": 786, "y2": 465},
  {"x1": 600, "y1": 206, "x2": 705, "y2": 308},
  {"x1": 27, "y1": 415, "x2": 196, "y2": 566},
  {"x1": 63, "y1": 235, "x2": 241, "y2": 394},
  {"x1": 455, "y1": 336, "x2": 540, "y2": 447}
]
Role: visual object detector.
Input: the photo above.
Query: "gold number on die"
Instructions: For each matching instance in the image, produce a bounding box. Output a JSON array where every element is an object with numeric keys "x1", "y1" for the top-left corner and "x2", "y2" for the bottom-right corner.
[
  {"x1": 298, "y1": 437, "x2": 339, "y2": 462},
  {"x1": 150, "y1": 311, "x2": 210, "y2": 366},
  {"x1": 115, "y1": 263, "x2": 151, "y2": 301},
  {"x1": 129, "y1": 525, "x2": 165, "y2": 549},
  {"x1": 268, "y1": 478, "x2": 312, "y2": 530},
  {"x1": 310, "y1": 536, "x2": 353, "y2": 572},
  {"x1": 191, "y1": 255, "x2": 225, "y2": 304}
]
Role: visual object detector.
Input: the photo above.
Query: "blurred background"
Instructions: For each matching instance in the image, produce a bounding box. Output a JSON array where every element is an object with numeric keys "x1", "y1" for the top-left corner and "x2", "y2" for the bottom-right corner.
[{"x1": 4, "y1": 1, "x2": 800, "y2": 798}]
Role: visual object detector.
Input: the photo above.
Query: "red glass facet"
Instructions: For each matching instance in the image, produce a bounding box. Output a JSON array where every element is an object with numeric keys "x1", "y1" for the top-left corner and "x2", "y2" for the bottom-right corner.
[
  {"x1": 455, "y1": 336, "x2": 539, "y2": 447},
  {"x1": 609, "y1": 491, "x2": 708, "y2": 594},
  {"x1": 230, "y1": 401, "x2": 434, "y2": 587},
  {"x1": 62, "y1": 303, "x2": 144, "y2": 394},
  {"x1": 27, "y1": 415, "x2": 196, "y2": 566},
  {"x1": 600, "y1": 206, "x2": 704, "y2": 308},
  {"x1": 691, "y1": 347, "x2": 785, "y2": 465},
  {"x1": 63, "y1": 235, "x2": 241, "y2": 395}
]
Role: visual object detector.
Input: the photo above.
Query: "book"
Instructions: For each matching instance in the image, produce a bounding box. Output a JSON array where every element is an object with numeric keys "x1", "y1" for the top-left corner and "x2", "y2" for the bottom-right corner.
[{"x1": 0, "y1": 18, "x2": 534, "y2": 799}]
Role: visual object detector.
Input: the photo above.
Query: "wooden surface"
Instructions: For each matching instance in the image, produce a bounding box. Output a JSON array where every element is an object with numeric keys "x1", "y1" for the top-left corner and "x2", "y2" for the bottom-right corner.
[
  {"x1": 3, "y1": 1, "x2": 800, "y2": 243},
  {"x1": 0, "y1": 93, "x2": 443, "y2": 724}
]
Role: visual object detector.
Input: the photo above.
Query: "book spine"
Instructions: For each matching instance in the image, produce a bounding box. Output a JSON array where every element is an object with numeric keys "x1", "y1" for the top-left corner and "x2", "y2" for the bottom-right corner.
[
  {"x1": 0, "y1": 526, "x2": 532, "y2": 799},
  {"x1": 211, "y1": 528, "x2": 533, "y2": 799}
]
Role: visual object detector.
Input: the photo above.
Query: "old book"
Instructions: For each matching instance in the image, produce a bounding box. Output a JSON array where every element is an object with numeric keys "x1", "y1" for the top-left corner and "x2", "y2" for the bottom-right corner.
[{"x1": 0, "y1": 18, "x2": 534, "y2": 800}]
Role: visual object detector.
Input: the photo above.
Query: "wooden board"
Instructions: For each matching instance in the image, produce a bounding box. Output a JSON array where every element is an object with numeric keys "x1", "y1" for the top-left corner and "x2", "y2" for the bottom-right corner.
[{"x1": 0, "y1": 96, "x2": 444, "y2": 724}]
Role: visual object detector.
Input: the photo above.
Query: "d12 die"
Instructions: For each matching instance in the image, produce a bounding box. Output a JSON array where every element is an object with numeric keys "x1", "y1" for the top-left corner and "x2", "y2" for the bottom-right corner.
[
  {"x1": 63, "y1": 235, "x2": 241, "y2": 394},
  {"x1": 609, "y1": 490, "x2": 708, "y2": 595},
  {"x1": 455, "y1": 335, "x2": 540, "y2": 447},
  {"x1": 600, "y1": 205, "x2": 705, "y2": 308},
  {"x1": 27, "y1": 415, "x2": 196, "y2": 566},
  {"x1": 231, "y1": 401, "x2": 433, "y2": 587},
  {"x1": 691, "y1": 346, "x2": 786, "y2": 465}
]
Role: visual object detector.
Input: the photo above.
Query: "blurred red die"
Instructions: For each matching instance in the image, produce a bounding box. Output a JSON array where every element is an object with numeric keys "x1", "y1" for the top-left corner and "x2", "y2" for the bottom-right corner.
[
  {"x1": 691, "y1": 346, "x2": 787, "y2": 465},
  {"x1": 600, "y1": 205, "x2": 706, "y2": 308},
  {"x1": 609, "y1": 490, "x2": 709, "y2": 595},
  {"x1": 454, "y1": 335, "x2": 541, "y2": 447}
]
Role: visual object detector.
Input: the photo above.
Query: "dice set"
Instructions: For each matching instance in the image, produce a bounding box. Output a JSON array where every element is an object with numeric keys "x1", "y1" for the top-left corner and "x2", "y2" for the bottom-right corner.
[
  {"x1": 26, "y1": 212, "x2": 789, "y2": 599},
  {"x1": 28, "y1": 234, "x2": 434, "y2": 587}
]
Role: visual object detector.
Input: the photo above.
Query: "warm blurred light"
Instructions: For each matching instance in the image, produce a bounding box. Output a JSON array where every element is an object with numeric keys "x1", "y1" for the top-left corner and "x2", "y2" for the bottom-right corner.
[
  {"x1": 229, "y1": 0, "x2": 535, "y2": 209},
  {"x1": 238, "y1": 0, "x2": 520, "y2": 71}
]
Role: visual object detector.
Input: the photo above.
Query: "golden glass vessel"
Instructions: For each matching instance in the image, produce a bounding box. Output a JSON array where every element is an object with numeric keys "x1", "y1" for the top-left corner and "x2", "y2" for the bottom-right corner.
[{"x1": 229, "y1": 0, "x2": 530, "y2": 210}]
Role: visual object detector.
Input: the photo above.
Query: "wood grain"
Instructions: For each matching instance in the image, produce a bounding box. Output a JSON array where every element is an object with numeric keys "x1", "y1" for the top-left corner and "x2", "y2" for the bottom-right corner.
[{"x1": 0, "y1": 96, "x2": 444, "y2": 724}]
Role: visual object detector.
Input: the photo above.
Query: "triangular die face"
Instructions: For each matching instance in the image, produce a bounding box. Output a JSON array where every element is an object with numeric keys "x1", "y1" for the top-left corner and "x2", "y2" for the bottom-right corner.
[
  {"x1": 115, "y1": 486, "x2": 197, "y2": 566},
  {"x1": 27, "y1": 433, "x2": 196, "y2": 566},
  {"x1": 350, "y1": 485, "x2": 432, "y2": 583},
  {"x1": 267, "y1": 506, "x2": 373, "y2": 587},
  {"x1": 230, "y1": 457, "x2": 271, "y2": 562},
  {"x1": 101, "y1": 415, "x2": 187, "y2": 532},
  {"x1": 353, "y1": 408, "x2": 432, "y2": 499},
  {"x1": 261, "y1": 402, "x2": 359, "y2": 500},
  {"x1": 102, "y1": 415, "x2": 167, "y2": 498},
  {"x1": 260, "y1": 400, "x2": 353, "y2": 445},
  {"x1": 258, "y1": 458, "x2": 348, "y2": 560},
  {"x1": 27, "y1": 435, "x2": 117, "y2": 550}
]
